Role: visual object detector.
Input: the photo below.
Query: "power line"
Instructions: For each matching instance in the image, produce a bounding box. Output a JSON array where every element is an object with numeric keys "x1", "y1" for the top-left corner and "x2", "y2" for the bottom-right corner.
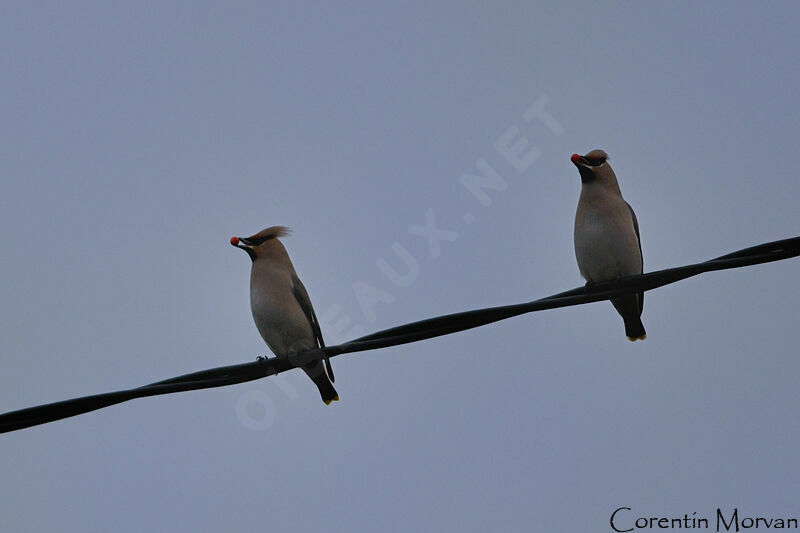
[{"x1": 1, "y1": 235, "x2": 798, "y2": 434}]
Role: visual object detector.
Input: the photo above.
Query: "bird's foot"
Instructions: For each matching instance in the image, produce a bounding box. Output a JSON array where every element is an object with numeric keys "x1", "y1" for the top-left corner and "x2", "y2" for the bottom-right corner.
[{"x1": 256, "y1": 355, "x2": 268, "y2": 362}]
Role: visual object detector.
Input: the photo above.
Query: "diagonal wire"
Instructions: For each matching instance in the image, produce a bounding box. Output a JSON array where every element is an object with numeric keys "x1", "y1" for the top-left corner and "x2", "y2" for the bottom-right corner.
[{"x1": 1, "y1": 235, "x2": 798, "y2": 434}]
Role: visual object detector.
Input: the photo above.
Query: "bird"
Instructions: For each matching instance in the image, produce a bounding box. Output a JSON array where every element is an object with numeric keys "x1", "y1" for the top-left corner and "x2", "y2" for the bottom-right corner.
[
  {"x1": 571, "y1": 150, "x2": 646, "y2": 341},
  {"x1": 230, "y1": 226, "x2": 338, "y2": 404}
]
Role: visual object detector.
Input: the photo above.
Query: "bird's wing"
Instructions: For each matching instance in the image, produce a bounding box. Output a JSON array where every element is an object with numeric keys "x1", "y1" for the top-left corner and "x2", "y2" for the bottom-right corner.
[
  {"x1": 626, "y1": 201, "x2": 644, "y2": 315},
  {"x1": 291, "y1": 275, "x2": 334, "y2": 382}
]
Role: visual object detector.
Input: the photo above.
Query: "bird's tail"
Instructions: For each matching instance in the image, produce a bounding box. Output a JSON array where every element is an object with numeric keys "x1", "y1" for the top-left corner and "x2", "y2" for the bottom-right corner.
[
  {"x1": 612, "y1": 296, "x2": 647, "y2": 342},
  {"x1": 624, "y1": 316, "x2": 647, "y2": 341},
  {"x1": 302, "y1": 361, "x2": 339, "y2": 405}
]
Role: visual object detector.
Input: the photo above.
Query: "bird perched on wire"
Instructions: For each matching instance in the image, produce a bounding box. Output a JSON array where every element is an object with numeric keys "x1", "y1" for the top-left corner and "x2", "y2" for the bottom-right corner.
[
  {"x1": 230, "y1": 226, "x2": 338, "y2": 404},
  {"x1": 571, "y1": 150, "x2": 646, "y2": 341}
]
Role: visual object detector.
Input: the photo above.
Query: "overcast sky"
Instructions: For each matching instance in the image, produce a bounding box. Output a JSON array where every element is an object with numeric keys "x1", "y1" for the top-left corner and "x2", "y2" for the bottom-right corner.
[{"x1": 2, "y1": 2, "x2": 799, "y2": 531}]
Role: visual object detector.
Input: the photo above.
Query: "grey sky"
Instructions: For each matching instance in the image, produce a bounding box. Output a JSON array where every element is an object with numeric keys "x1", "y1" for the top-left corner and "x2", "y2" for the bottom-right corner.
[{"x1": 2, "y1": 2, "x2": 799, "y2": 531}]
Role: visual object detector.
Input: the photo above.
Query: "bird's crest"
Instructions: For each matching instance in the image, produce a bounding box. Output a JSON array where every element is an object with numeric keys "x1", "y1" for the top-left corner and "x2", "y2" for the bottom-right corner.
[{"x1": 243, "y1": 226, "x2": 291, "y2": 245}]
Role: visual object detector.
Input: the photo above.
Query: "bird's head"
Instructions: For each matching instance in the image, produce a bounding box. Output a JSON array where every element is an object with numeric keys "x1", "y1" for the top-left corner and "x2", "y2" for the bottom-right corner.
[
  {"x1": 230, "y1": 226, "x2": 291, "y2": 262},
  {"x1": 570, "y1": 149, "x2": 610, "y2": 182},
  {"x1": 570, "y1": 149, "x2": 623, "y2": 195}
]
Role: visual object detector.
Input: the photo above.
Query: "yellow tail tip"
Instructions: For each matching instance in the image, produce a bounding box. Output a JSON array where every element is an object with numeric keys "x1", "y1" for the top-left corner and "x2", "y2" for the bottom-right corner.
[
  {"x1": 627, "y1": 334, "x2": 647, "y2": 342},
  {"x1": 324, "y1": 395, "x2": 340, "y2": 405}
]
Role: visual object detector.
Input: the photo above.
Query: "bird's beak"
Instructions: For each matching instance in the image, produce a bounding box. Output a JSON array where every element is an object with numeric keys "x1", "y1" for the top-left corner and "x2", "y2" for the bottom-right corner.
[
  {"x1": 570, "y1": 153, "x2": 586, "y2": 167},
  {"x1": 571, "y1": 153, "x2": 595, "y2": 183},
  {"x1": 230, "y1": 236, "x2": 256, "y2": 261}
]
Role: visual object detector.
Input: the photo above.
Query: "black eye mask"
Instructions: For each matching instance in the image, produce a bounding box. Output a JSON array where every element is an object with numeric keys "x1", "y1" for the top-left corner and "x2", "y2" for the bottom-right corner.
[
  {"x1": 584, "y1": 157, "x2": 606, "y2": 167},
  {"x1": 240, "y1": 234, "x2": 276, "y2": 246}
]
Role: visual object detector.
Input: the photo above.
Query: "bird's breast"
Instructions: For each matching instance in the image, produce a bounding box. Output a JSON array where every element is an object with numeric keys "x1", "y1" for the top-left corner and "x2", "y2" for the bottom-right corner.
[
  {"x1": 249, "y1": 282, "x2": 314, "y2": 356},
  {"x1": 574, "y1": 207, "x2": 642, "y2": 282}
]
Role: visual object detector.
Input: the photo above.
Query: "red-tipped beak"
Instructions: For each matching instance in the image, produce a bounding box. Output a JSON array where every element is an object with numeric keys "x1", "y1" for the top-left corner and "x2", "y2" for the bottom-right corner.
[
  {"x1": 570, "y1": 153, "x2": 581, "y2": 164},
  {"x1": 230, "y1": 235, "x2": 257, "y2": 261}
]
